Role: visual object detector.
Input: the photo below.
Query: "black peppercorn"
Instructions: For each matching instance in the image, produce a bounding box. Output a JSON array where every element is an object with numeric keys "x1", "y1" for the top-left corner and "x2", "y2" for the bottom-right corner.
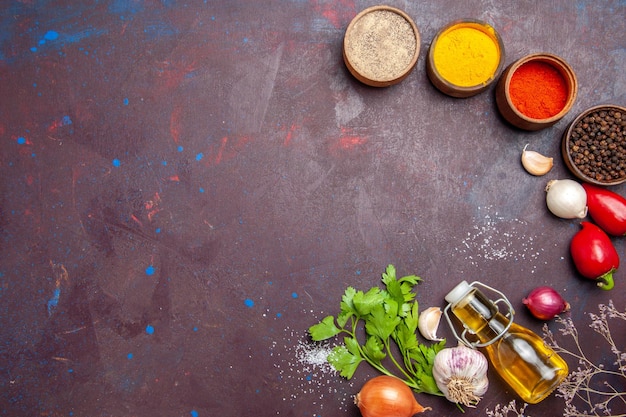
[{"x1": 567, "y1": 106, "x2": 626, "y2": 184}]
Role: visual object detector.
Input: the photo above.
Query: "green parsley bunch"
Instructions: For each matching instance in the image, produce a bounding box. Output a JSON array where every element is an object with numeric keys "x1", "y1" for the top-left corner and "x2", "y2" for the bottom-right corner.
[{"x1": 309, "y1": 264, "x2": 446, "y2": 396}]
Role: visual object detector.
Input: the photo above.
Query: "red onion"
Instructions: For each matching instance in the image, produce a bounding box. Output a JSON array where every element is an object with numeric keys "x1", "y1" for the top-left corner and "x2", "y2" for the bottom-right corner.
[{"x1": 522, "y1": 286, "x2": 570, "y2": 320}]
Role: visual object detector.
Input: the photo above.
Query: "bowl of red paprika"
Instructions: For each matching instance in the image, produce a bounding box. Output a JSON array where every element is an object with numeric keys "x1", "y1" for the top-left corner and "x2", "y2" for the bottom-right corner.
[
  {"x1": 561, "y1": 104, "x2": 626, "y2": 186},
  {"x1": 495, "y1": 53, "x2": 578, "y2": 131}
]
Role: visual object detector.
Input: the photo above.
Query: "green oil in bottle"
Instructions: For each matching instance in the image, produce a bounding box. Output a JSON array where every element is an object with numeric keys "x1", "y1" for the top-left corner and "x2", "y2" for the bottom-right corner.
[{"x1": 445, "y1": 281, "x2": 568, "y2": 404}]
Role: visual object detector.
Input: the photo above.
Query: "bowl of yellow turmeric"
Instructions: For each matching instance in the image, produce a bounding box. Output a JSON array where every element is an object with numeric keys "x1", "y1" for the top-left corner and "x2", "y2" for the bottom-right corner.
[
  {"x1": 495, "y1": 53, "x2": 578, "y2": 131},
  {"x1": 426, "y1": 19, "x2": 505, "y2": 98}
]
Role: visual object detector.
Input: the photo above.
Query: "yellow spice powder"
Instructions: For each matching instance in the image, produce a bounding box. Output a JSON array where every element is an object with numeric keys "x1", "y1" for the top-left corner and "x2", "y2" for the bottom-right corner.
[{"x1": 432, "y1": 25, "x2": 500, "y2": 87}]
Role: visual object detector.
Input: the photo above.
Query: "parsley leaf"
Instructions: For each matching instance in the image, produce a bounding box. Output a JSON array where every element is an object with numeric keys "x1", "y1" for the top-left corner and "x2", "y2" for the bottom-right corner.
[
  {"x1": 366, "y1": 304, "x2": 400, "y2": 340},
  {"x1": 363, "y1": 336, "x2": 386, "y2": 364},
  {"x1": 353, "y1": 287, "x2": 386, "y2": 316},
  {"x1": 328, "y1": 344, "x2": 362, "y2": 379},
  {"x1": 308, "y1": 264, "x2": 446, "y2": 396},
  {"x1": 309, "y1": 316, "x2": 341, "y2": 341}
]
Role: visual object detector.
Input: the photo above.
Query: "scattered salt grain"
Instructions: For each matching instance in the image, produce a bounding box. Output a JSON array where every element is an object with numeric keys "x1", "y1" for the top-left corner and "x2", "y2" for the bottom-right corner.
[
  {"x1": 455, "y1": 206, "x2": 548, "y2": 273},
  {"x1": 271, "y1": 326, "x2": 353, "y2": 413}
]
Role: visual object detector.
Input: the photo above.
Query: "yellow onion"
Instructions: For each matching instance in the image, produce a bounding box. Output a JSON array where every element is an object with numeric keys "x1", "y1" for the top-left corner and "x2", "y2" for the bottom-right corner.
[{"x1": 355, "y1": 375, "x2": 431, "y2": 417}]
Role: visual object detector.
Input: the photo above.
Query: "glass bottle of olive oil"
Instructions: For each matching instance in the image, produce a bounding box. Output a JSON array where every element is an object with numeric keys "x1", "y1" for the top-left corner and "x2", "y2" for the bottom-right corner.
[{"x1": 443, "y1": 281, "x2": 568, "y2": 404}]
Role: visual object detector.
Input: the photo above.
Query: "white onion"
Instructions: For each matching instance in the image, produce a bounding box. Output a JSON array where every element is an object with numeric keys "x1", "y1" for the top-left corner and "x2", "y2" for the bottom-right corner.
[{"x1": 545, "y1": 179, "x2": 588, "y2": 219}]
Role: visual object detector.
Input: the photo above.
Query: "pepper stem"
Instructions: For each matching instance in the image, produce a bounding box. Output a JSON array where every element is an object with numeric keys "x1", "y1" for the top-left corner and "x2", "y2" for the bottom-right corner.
[{"x1": 597, "y1": 271, "x2": 615, "y2": 291}]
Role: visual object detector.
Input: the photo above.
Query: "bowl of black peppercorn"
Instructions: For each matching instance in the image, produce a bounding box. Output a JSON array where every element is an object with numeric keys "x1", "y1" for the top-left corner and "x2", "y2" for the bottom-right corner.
[{"x1": 562, "y1": 104, "x2": 626, "y2": 186}]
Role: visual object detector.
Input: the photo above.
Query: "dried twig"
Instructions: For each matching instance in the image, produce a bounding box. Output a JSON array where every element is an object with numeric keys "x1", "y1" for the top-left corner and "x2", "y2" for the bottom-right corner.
[{"x1": 486, "y1": 301, "x2": 626, "y2": 417}]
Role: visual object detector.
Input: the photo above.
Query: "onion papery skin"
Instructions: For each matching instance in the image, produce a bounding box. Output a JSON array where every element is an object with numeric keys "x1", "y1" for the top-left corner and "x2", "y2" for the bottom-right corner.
[
  {"x1": 545, "y1": 179, "x2": 588, "y2": 219},
  {"x1": 522, "y1": 286, "x2": 570, "y2": 320},
  {"x1": 355, "y1": 375, "x2": 430, "y2": 417}
]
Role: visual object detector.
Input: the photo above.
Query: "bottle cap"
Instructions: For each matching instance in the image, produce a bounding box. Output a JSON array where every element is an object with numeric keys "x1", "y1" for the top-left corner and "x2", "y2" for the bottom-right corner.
[{"x1": 445, "y1": 280, "x2": 472, "y2": 304}]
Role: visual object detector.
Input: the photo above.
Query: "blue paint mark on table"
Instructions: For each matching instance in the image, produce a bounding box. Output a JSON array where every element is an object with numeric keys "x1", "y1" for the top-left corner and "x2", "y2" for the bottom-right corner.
[
  {"x1": 47, "y1": 287, "x2": 61, "y2": 316},
  {"x1": 44, "y1": 30, "x2": 59, "y2": 41}
]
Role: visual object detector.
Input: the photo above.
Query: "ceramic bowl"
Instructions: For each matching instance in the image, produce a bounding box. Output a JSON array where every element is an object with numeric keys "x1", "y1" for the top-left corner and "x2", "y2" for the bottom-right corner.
[
  {"x1": 343, "y1": 5, "x2": 420, "y2": 87},
  {"x1": 426, "y1": 19, "x2": 505, "y2": 98},
  {"x1": 496, "y1": 53, "x2": 577, "y2": 131},
  {"x1": 561, "y1": 104, "x2": 626, "y2": 186}
]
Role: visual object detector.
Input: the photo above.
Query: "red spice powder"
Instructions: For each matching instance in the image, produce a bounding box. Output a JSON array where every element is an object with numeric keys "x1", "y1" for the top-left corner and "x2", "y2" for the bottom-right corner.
[{"x1": 509, "y1": 61, "x2": 568, "y2": 119}]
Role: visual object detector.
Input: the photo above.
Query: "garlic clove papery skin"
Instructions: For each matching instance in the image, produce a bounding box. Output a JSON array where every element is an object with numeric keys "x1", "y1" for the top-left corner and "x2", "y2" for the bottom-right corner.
[
  {"x1": 521, "y1": 144, "x2": 553, "y2": 176},
  {"x1": 418, "y1": 306, "x2": 443, "y2": 341},
  {"x1": 432, "y1": 345, "x2": 489, "y2": 407}
]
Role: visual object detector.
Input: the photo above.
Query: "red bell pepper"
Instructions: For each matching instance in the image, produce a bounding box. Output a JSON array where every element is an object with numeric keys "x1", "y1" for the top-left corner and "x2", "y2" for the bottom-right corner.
[
  {"x1": 582, "y1": 183, "x2": 626, "y2": 236},
  {"x1": 570, "y1": 221, "x2": 619, "y2": 290}
]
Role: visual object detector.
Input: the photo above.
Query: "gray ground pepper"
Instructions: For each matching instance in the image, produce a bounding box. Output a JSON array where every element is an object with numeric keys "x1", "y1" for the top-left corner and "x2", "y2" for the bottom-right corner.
[
  {"x1": 568, "y1": 108, "x2": 626, "y2": 183},
  {"x1": 344, "y1": 10, "x2": 417, "y2": 82}
]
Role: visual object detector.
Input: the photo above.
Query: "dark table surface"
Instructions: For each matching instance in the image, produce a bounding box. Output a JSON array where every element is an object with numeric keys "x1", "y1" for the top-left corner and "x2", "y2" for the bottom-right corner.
[{"x1": 1, "y1": 1, "x2": 625, "y2": 416}]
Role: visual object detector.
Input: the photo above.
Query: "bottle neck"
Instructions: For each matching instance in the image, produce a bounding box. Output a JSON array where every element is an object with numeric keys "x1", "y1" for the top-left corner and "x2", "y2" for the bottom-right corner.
[{"x1": 451, "y1": 288, "x2": 511, "y2": 345}]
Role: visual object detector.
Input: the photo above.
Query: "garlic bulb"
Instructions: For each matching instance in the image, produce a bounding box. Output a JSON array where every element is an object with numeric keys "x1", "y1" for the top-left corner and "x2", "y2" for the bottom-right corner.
[
  {"x1": 432, "y1": 345, "x2": 489, "y2": 407},
  {"x1": 521, "y1": 144, "x2": 553, "y2": 176},
  {"x1": 418, "y1": 307, "x2": 443, "y2": 341},
  {"x1": 545, "y1": 179, "x2": 588, "y2": 219}
]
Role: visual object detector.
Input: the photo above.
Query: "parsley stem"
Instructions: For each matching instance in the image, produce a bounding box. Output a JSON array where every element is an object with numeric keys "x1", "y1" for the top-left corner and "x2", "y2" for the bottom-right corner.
[
  {"x1": 383, "y1": 339, "x2": 415, "y2": 385},
  {"x1": 348, "y1": 319, "x2": 389, "y2": 376},
  {"x1": 347, "y1": 317, "x2": 425, "y2": 392},
  {"x1": 309, "y1": 265, "x2": 447, "y2": 398}
]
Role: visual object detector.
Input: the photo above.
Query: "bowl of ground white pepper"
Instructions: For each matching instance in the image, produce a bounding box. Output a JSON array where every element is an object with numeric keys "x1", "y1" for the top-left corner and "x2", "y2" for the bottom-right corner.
[
  {"x1": 343, "y1": 5, "x2": 420, "y2": 87},
  {"x1": 562, "y1": 105, "x2": 626, "y2": 186}
]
